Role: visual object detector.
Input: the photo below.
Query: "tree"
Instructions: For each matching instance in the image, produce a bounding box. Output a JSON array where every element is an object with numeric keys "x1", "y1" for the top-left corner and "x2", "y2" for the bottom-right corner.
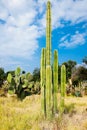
[
  {"x1": 83, "y1": 56, "x2": 87, "y2": 64},
  {"x1": 71, "y1": 66, "x2": 87, "y2": 85},
  {"x1": 6, "y1": 70, "x2": 15, "y2": 77},
  {"x1": 33, "y1": 68, "x2": 40, "y2": 82},
  {"x1": 0, "y1": 68, "x2": 6, "y2": 87},
  {"x1": 62, "y1": 60, "x2": 77, "y2": 81}
]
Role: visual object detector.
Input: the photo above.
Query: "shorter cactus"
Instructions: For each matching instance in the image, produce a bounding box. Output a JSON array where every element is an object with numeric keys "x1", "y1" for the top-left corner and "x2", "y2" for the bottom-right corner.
[{"x1": 60, "y1": 65, "x2": 66, "y2": 114}]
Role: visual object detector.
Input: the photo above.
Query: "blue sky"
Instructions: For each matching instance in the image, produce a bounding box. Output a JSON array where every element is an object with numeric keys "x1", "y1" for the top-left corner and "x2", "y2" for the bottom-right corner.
[{"x1": 0, "y1": 0, "x2": 87, "y2": 73}]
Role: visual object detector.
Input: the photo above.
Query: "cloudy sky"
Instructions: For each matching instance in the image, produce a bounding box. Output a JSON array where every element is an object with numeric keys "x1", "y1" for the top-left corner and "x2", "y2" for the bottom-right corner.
[{"x1": 0, "y1": 0, "x2": 87, "y2": 72}]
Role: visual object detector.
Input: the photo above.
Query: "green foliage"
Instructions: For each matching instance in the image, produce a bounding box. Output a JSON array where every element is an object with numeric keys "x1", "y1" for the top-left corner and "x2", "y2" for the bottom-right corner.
[
  {"x1": 0, "y1": 68, "x2": 6, "y2": 87},
  {"x1": 83, "y1": 56, "x2": 87, "y2": 64},
  {"x1": 72, "y1": 66, "x2": 87, "y2": 86},
  {"x1": 33, "y1": 68, "x2": 40, "y2": 82}
]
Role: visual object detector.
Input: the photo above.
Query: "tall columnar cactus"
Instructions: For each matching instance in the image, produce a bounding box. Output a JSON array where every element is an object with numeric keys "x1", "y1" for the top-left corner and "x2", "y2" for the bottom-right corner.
[
  {"x1": 46, "y1": 1, "x2": 51, "y2": 66},
  {"x1": 53, "y1": 50, "x2": 58, "y2": 114},
  {"x1": 40, "y1": 1, "x2": 59, "y2": 119},
  {"x1": 41, "y1": 48, "x2": 46, "y2": 116},
  {"x1": 45, "y1": 1, "x2": 52, "y2": 118},
  {"x1": 40, "y1": 1, "x2": 66, "y2": 119},
  {"x1": 46, "y1": 65, "x2": 52, "y2": 118},
  {"x1": 60, "y1": 65, "x2": 66, "y2": 113}
]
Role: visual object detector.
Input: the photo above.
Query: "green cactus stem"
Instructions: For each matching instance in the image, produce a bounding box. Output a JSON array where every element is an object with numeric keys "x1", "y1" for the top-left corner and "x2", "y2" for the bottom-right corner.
[
  {"x1": 60, "y1": 65, "x2": 66, "y2": 113},
  {"x1": 53, "y1": 50, "x2": 58, "y2": 114},
  {"x1": 46, "y1": 1, "x2": 51, "y2": 66},
  {"x1": 41, "y1": 48, "x2": 46, "y2": 116},
  {"x1": 46, "y1": 65, "x2": 52, "y2": 118}
]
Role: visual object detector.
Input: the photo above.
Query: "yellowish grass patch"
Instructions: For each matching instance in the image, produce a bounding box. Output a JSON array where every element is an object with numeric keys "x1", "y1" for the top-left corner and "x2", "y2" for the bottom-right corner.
[{"x1": 0, "y1": 95, "x2": 87, "y2": 130}]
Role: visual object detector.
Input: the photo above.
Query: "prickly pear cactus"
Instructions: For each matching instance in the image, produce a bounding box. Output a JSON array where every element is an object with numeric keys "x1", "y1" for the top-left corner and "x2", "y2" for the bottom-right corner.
[{"x1": 7, "y1": 73, "x2": 12, "y2": 83}]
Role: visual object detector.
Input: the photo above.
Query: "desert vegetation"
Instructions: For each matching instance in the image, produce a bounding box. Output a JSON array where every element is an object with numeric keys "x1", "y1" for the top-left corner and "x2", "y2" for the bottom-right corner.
[{"x1": 0, "y1": 1, "x2": 87, "y2": 130}]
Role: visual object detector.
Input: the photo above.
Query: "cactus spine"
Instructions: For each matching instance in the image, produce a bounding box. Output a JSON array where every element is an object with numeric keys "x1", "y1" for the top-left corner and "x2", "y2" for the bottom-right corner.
[
  {"x1": 60, "y1": 65, "x2": 66, "y2": 113},
  {"x1": 53, "y1": 50, "x2": 58, "y2": 114}
]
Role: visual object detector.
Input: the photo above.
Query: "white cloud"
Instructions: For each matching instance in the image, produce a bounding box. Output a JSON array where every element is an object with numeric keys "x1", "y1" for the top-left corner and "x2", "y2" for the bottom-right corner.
[
  {"x1": 0, "y1": 24, "x2": 39, "y2": 58},
  {"x1": 1, "y1": 0, "x2": 37, "y2": 27},
  {"x1": 51, "y1": 0, "x2": 87, "y2": 26},
  {"x1": 59, "y1": 31, "x2": 86, "y2": 48},
  {"x1": 0, "y1": 0, "x2": 43, "y2": 71},
  {"x1": 60, "y1": 34, "x2": 70, "y2": 42},
  {"x1": 76, "y1": 63, "x2": 87, "y2": 69},
  {"x1": 0, "y1": 0, "x2": 87, "y2": 27},
  {"x1": 36, "y1": 0, "x2": 87, "y2": 28}
]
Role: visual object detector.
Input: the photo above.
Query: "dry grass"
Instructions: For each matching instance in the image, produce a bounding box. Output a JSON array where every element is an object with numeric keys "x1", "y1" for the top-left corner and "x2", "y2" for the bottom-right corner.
[
  {"x1": 0, "y1": 95, "x2": 87, "y2": 130},
  {"x1": 0, "y1": 95, "x2": 41, "y2": 130}
]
